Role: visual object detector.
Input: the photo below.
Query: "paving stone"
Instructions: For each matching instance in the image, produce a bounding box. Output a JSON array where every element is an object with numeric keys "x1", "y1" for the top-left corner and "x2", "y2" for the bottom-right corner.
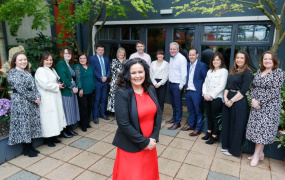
[
  {"x1": 110, "y1": 119, "x2": 117, "y2": 125},
  {"x1": 36, "y1": 143, "x2": 65, "y2": 155},
  {"x1": 240, "y1": 163, "x2": 271, "y2": 180},
  {"x1": 156, "y1": 143, "x2": 167, "y2": 157},
  {"x1": 159, "y1": 134, "x2": 174, "y2": 146},
  {"x1": 176, "y1": 163, "x2": 209, "y2": 180},
  {"x1": 160, "y1": 127, "x2": 180, "y2": 137},
  {"x1": 191, "y1": 141, "x2": 217, "y2": 157},
  {"x1": 6, "y1": 170, "x2": 41, "y2": 180},
  {"x1": 26, "y1": 157, "x2": 64, "y2": 176},
  {"x1": 87, "y1": 141, "x2": 115, "y2": 156},
  {"x1": 74, "y1": 170, "x2": 108, "y2": 180},
  {"x1": 241, "y1": 153, "x2": 269, "y2": 170},
  {"x1": 0, "y1": 163, "x2": 21, "y2": 179},
  {"x1": 45, "y1": 163, "x2": 84, "y2": 180},
  {"x1": 106, "y1": 148, "x2": 117, "y2": 160},
  {"x1": 85, "y1": 129, "x2": 111, "y2": 141},
  {"x1": 215, "y1": 147, "x2": 241, "y2": 163},
  {"x1": 101, "y1": 133, "x2": 115, "y2": 144},
  {"x1": 69, "y1": 137, "x2": 98, "y2": 150},
  {"x1": 60, "y1": 135, "x2": 82, "y2": 145},
  {"x1": 50, "y1": 146, "x2": 83, "y2": 162},
  {"x1": 271, "y1": 171, "x2": 285, "y2": 180},
  {"x1": 8, "y1": 154, "x2": 45, "y2": 168},
  {"x1": 184, "y1": 151, "x2": 213, "y2": 169},
  {"x1": 161, "y1": 146, "x2": 188, "y2": 162},
  {"x1": 269, "y1": 158, "x2": 285, "y2": 174},
  {"x1": 207, "y1": 171, "x2": 239, "y2": 180},
  {"x1": 176, "y1": 130, "x2": 198, "y2": 141},
  {"x1": 99, "y1": 123, "x2": 118, "y2": 133},
  {"x1": 169, "y1": 137, "x2": 194, "y2": 150},
  {"x1": 158, "y1": 157, "x2": 182, "y2": 177},
  {"x1": 68, "y1": 151, "x2": 102, "y2": 169},
  {"x1": 211, "y1": 158, "x2": 240, "y2": 178},
  {"x1": 88, "y1": 157, "x2": 115, "y2": 177}
]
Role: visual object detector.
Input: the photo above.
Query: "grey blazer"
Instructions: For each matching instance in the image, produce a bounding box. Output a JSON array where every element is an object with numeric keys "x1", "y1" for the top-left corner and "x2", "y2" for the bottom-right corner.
[{"x1": 112, "y1": 85, "x2": 162, "y2": 152}]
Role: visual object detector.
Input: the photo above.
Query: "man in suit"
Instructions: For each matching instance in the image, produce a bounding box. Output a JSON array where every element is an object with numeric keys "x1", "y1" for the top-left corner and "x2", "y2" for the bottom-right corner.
[
  {"x1": 181, "y1": 48, "x2": 208, "y2": 136},
  {"x1": 89, "y1": 44, "x2": 111, "y2": 124},
  {"x1": 166, "y1": 42, "x2": 187, "y2": 130},
  {"x1": 129, "y1": 41, "x2": 151, "y2": 67}
]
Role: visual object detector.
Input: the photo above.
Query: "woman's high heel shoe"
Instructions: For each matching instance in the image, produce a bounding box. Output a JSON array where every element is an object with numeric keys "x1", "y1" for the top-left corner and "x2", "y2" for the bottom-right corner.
[
  {"x1": 205, "y1": 136, "x2": 217, "y2": 144},
  {"x1": 201, "y1": 132, "x2": 211, "y2": 140},
  {"x1": 23, "y1": 143, "x2": 38, "y2": 157}
]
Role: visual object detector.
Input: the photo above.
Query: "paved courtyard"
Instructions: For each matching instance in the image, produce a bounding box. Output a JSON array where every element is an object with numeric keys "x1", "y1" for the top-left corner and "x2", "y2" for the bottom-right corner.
[{"x1": 1, "y1": 104, "x2": 285, "y2": 180}]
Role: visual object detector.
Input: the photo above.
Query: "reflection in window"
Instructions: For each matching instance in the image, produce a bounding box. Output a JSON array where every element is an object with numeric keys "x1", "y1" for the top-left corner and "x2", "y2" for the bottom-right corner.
[
  {"x1": 147, "y1": 28, "x2": 166, "y2": 60},
  {"x1": 99, "y1": 28, "x2": 108, "y2": 40},
  {"x1": 235, "y1": 46, "x2": 270, "y2": 72},
  {"x1": 201, "y1": 45, "x2": 232, "y2": 69},
  {"x1": 238, "y1": 25, "x2": 271, "y2": 42},
  {"x1": 122, "y1": 27, "x2": 140, "y2": 40},
  {"x1": 103, "y1": 44, "x2": 118, "y2": 60},
  {"x1": 121, "y1": 44, "x2": 137, "y2": 59},
  {"x1": 203, "y1": 26, "x2": 232, "y2": 41},
  {"x1": 174, "y1": 27, "x2": 195, "y2": 61},
  {"x1": 109, "y1": 28, "x2": 116, "y2": 40}
]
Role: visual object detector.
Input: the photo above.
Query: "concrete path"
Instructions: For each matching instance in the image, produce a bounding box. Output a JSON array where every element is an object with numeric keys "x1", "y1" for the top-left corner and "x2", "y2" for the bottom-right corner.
[{"x1": 1, "y1": 104, "x2": 285, "y2": 180}]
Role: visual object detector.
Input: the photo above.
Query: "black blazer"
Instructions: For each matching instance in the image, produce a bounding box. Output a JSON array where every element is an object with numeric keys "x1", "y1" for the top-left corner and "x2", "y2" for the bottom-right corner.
[{"x1": 112, "y1": 85, "x2": 162, "y2": 153}]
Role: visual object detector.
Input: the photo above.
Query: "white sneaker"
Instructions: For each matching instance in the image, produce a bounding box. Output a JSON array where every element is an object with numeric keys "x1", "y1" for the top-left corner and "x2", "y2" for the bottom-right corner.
[
  {"x1": 222, "y1": 151, "x2": 232, "y2": 156},
  {"x1": 221, "y1": 149, "x2": 228, "y2": 152}
]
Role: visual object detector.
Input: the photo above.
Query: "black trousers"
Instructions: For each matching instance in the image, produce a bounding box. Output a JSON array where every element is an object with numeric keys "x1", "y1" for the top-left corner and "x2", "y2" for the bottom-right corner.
[
  {"x1": 221, "y1": 91, "x2": 248, "y2": 157},
  {"x1": 78, "y1": 93, "x2": 93, "y2": 129},
  {"x1": 155, "y1": 79, "x2": 167, "y2": 112},
  {"x1": 204, "y1": 98, "x2": 223, "y2": 135}
]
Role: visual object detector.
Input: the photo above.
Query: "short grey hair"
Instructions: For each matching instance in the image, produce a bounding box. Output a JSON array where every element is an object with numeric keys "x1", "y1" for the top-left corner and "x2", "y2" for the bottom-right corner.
[{"x1": 169, "y1": 42, "x2": 179, "y2": 49}]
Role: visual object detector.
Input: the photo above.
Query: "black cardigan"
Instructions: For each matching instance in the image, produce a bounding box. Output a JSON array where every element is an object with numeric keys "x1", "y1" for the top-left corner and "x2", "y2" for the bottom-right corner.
[{"x1": 112, "y1": 85, "x2": 162, "y2": 153}]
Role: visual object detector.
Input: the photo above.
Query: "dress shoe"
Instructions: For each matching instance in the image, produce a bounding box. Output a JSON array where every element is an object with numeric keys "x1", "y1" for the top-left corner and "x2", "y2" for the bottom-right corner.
[
  {"x1": 81, "y1": 128, "x2": 87, "y2": 132},
  {"x1": 100, "y1": 114, "x2": 110, "y2": 120},
  {"x1": 61, "y1": 130, "x2": 73, "y2": 138},
  {"x1": 66, "y1": 126, "x2": 78, "y2": 136},
  {"x1": 165, "y1": 119, "x2": 175, "y2": 124},
  {"x1": 168, "y1": 123, "x2": 181, "y2": 130},
  {"x1": 205, "y1": 136, "x2": 217, "y2": 144},
  {"x1": 29, "y1": 143, "x2": 40, "y2": 154},
  {"x1": 93, "y1": 117, "x2": 99, "y2": 124},
  {"x1": 180, "y1": 125, "x2": 195, "y2": 131},
  {"x1": 51, "y1": 137, "x2": 61, "y2": 143},
  {"x1": 44, "y1": 138, "x2": 55, "y2": 147},
  {"x1": 201, "y1": 132, "x2": 212, "y2": 140},
  {"x1": 23, "y1": 143, "x2": 38, "y2": 157},
  {"x1": 189, "y1": 130, "x2": 201, "y2": 136},
  {"x1": 87, "y1": 124, "x2": 92, "y2": 128}
]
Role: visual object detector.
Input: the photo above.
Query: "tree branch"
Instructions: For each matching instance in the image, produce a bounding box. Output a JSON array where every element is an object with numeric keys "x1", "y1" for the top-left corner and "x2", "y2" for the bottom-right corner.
[
  {"x1": 94, "y1": 15, "x2": 108, "y2": 48},
  {"x1": 264, "y1": 0, "x2": 280, "y2": 22},
  {"x1": 91, "y1": 2, "x2": 105, "y2": 25},
  {"x1": 71, "y1": 32, "x2": 82, "y2": 54},
  {"x1": 278, "y1": 32, "x2": 285, "y2": 47},
  {"x1": 234, "y1": 0, "x2": 258, "y2": 6},
  {"x1": 280, "y1": 1, "x2": 285, "y2": 23}
]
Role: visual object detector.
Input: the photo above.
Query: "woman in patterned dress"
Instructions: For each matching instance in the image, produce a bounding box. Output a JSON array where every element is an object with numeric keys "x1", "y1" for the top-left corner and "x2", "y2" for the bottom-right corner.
[
  {"x1": 8, "y1": 52, "x2": 41, "y2": 157},
  {"x1": 56, "y1": 47, "x2": 80, "y2": 137},
  {"x1": 107, "y1": 47, "x2": 126, "y2": 115},
  {"x1": 246, "y1": 51, "x2": 285, "y2": 167}
]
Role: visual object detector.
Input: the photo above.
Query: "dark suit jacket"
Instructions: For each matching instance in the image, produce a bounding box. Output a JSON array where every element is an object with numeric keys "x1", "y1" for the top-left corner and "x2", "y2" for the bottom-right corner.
[
  {"x1": 112, "y1": 85, "x2": 162, "y2": 153},
  {"x1": 186, "y1": 60, "x2": 208, "y2": 93},
  {"x1": 55, "y1": 60, "x2": 73, "y2": 96},
  {"x1": 89, "y1": 55, "x2": 110, "y2": 85}
]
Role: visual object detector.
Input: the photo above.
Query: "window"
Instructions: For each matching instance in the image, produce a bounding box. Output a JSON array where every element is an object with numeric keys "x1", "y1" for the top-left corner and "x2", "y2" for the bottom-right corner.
[
  {"x1": 99, "y1": 28, "x2": 116, "y2": 40},
  {"x1": 121, "y1": 27, "x2": 139, "y2": 40},
  {"x1": 203, "y1": 25, "x2": 232, "y2": 41},
  {"x1": 238, "y1": 25, "x2": 271, "y2": 42},
  {"x1": 147, "y1": 28, "x2": 166, "y2": 60}
]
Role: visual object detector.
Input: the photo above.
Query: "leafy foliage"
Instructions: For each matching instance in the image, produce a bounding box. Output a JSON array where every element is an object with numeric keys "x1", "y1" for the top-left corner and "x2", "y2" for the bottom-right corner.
[
  {"x1": 55, "y1": 0, "x2": 156, "y2": 54},
  {"x1": 0, "y1": 0, "x2": 54, "y2": 36},
  {"x1": 15, "y1": 32, "x2": 74, "y2": 72}
]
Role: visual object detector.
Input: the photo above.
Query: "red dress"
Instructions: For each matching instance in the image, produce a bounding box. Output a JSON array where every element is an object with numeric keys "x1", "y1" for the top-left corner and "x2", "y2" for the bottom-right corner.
[{"x1": 113, "y1": 91, "x2": 159, "y2": 180}]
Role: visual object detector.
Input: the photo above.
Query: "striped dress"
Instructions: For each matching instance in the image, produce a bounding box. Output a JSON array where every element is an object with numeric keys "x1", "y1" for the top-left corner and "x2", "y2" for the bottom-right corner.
[{"x1": 62, "y1": 66, "x2": 80, "y2": 125}]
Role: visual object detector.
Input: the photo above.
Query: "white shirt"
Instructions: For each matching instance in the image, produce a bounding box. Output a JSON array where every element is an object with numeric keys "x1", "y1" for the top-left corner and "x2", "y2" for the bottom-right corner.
[
  {"x1": 150, "y1": 60, "x2": 169, "y2": 86},
  {"x1": 129, "y1": 52, "x2": 151, "y2": 67},
  {"x1": 187, "y1": 60, "x2": 198, "y2": 91},
  {"x1": 97, "y1": 54, "x2": 105, "y2": 76},
  {"x1": 202, "y1": 68, "x2": 228, "y2": 101},
  {"x1": 169, "y1": 52, "x2": 187, "y2": 88}
]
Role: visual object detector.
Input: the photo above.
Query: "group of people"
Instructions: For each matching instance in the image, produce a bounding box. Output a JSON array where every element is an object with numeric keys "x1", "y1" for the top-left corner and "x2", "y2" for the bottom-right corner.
[{"x1": 6, "y1": 39, "x2": 284, "y2": 179}]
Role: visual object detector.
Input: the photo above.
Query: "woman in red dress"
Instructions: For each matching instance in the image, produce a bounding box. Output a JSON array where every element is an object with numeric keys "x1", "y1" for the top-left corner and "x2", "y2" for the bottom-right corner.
[{"x1": 112, "y1": 58, "x2": 162, "y2": 180}]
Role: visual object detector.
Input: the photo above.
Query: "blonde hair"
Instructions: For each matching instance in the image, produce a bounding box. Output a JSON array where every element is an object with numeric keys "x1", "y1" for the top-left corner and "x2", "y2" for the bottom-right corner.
[{"x1": 116, "y1": 47, "x2": 126, "y2": 61}]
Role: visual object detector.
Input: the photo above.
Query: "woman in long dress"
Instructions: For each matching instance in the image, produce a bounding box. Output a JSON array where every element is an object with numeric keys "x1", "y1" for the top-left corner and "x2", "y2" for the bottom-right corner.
[
  {"x1": 112, "y1": 58, "x2": 162, "y2": 180},
  {"x1": 246, "y1": 51, "x2": 284, "y2": 166},
  {"x1": 150, "y1": 49, "x2": 169, "y2": 112},
  {"x1": 35, "y1": 51, "x2": 66, "y2": 146},
  {"x1": 8, "y1": 52, "x2": 41, "y2": 157},
  {"x1": 107, "y1": 47, "x2": 127, "y2": 115},
  {"x1": 221, "y1": 50, "x2": 253, "y2": 157},
  {"x1": 56, "y1": 47, "x2": 80, "y2": 137}
]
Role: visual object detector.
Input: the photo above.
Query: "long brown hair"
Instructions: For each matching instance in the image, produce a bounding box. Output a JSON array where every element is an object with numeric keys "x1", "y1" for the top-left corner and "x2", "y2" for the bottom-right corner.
[
  {"x1": 229, "y1": 50, "x2": 252, "y2": 75},
  {"x1": 39, "y1": 51, "x2": 54, "y2": 67},
  {"x1": 9, "y1": 52, "x2": 31, "y2": 72},
  {"x1": 259, "y1": 51, "x2": 279, "y2": 71}
]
